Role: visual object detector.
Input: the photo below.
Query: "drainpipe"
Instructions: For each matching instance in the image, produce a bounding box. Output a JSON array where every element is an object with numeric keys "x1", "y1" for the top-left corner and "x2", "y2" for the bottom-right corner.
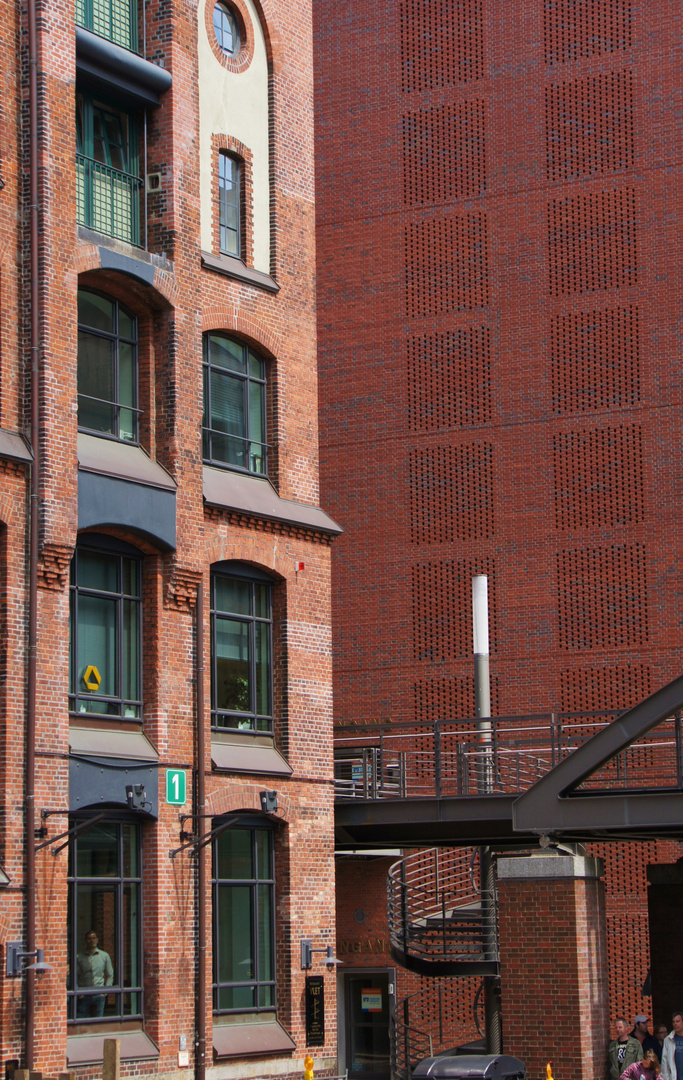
[
  {"x1": 195, "y1": 580, "x2": 206, "y2": 1080},
  {"x1": 25, "y1": 0, "x2": 42, "y2": 1061}
]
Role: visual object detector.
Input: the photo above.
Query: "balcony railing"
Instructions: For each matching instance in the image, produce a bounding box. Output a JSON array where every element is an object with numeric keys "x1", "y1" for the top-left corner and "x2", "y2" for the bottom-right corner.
[
  {"x1": 76, "y1": 0, "x2": 138, "y2": 52},
  {"x1": 77, "y1": 155, "x2": 142, "y2": 246}
]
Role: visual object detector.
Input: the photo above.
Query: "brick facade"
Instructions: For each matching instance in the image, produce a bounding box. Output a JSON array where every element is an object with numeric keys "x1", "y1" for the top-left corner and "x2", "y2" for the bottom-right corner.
[
  {"x1": 0, "y1": 0, "x2": 338, "y2": 1073},
  {"x1": 314, "y1": 0, "x2": 683, "y2": 1063}
]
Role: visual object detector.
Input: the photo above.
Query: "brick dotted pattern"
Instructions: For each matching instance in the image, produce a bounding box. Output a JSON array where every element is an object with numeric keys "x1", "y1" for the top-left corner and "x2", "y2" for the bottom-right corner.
[{"x1": 315, "y1": 0, "x2": 683, "y2": 1038}]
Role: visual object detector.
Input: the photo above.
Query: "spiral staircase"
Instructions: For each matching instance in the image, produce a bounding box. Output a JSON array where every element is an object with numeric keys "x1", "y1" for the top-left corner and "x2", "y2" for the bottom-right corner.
[{"x1": 387, "y1": 847, "x2": 498, "y2": 1080}]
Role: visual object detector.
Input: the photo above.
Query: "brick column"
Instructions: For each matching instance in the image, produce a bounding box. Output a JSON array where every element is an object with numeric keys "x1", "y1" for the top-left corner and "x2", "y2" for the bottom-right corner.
[{"x1": 497, "y1": 853, "x2": 609, "y2": 1080}]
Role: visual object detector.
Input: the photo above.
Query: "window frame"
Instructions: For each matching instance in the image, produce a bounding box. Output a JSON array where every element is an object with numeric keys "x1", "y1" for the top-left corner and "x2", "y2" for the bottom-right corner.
[
  {"x1": 218, "y1": 151, "x2": 242, "y2": 259},
  {"x1": 75, "y1": 0, "x2": 139, "y2": 53},
  {"x1": 77, "y1": 288, "x2": 140, "y2": 443},
  {"x1": 202, "y1": 332, "x2": 268, "y2": 476},
  {"x1": 210, "y1": 565, "x2": 274, "y2": 734},
  {"x1": 212, "y1": 816, "x2": 276, "y2": 1016},
  {"x1": 76, "y1": 91, "x2": 141, "y2": 245},
  {"x1": 69, "y1": 536, "x2": 143, "y2": 721},
  {"x1": 67, "y1": 817, "x2": 144, "y2": 1024}
]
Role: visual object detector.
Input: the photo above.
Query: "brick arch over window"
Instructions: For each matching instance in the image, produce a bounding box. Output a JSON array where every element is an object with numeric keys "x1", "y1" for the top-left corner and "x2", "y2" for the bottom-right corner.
[
  {"x1": 200, "y1": 311, "x2": 280, "y2": 359},
  {"x1": 71, "y1": 244, "x2": 179, "y2": 309},
  {"x1": 204, "y1": 542, "x2": 288, "y2": 580},
  {"x1": 205, "y1": 783, "x2": 292, "y2": 821},
  {"x1": 212, "y1": 135, "x2": 254, "y2": 265}
]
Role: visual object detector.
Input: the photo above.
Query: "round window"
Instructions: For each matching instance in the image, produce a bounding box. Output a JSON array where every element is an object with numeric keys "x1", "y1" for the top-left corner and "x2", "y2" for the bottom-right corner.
[{"x1": 213, "y1": 1, "x2": 240, "y2": 55}]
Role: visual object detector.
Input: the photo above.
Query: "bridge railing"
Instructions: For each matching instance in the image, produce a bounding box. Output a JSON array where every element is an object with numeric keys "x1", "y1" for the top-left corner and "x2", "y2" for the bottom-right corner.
[{"x1": 334, "y1": 710, "x2": 683, "y2": 799}]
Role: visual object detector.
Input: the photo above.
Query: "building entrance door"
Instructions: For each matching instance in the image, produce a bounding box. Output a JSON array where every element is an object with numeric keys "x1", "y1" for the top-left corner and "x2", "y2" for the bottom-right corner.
[{"x1": 344, "y1": 971, "x2": 392, "y2": 1080}]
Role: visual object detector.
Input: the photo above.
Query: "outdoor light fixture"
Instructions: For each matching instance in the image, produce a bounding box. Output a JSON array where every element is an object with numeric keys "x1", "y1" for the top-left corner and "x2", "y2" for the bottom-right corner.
[
  {"x1": 260, "y1": 790, "x2": 278, "y2": 814},
  {"x1": 5, "y1": 942, "x2": 52, "y2": 977},
  {"x1": 300, "y1": 940, "x2": 341, "y2": 970}
]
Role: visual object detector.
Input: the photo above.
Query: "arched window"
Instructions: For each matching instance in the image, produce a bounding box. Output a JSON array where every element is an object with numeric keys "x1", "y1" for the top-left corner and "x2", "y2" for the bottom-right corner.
[
  {"x1": 211, "y1": 564, "x2": 273, "y2": 733},
  {"x1": 77, "y1": 289, "x2": 139, "y2": 442},
  {"x1": 69, "y1": 536, "x2": 142, "y2": 719},
  {"x1": 202, "y1": 333, "x2": 267, "y2": 475},
  {"x1": 213, "y1": 1, "x2": 240, "y2": 56}
]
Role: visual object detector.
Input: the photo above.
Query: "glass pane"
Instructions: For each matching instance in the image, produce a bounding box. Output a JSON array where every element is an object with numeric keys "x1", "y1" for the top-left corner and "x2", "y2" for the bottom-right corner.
[
  {"x1": 248, "y1": 351, "x2": 264, "y2": 379},
  {"x1": 214, "y1": 577, "x2": 250, "y2": 616},
  {"x1": 118, "y1": 307, "x2": 135, "y2": 340},
  {"x1": 122, "y1": 991, "x2": 141, "y2": 1017},
  {"x1": 257, "y1": 883, "x2": 273, "y2": 981},
  {"x1": 249, "y1": 379, "x2": 264, "y2": 444},
  {"x1": 218, "y1": 985, "x2": 255, "y2": 1011},
  {"x1": 215, "y1": 618, "x2": 250, "y2": 713},
  {"x1": 78, "y1": 330, "x2": 116, "y2": 434},
  {"x1": 77, "y1": 550, "x2": 118, "y2": 593},
  {"x1": 77, "y1": 593, "x2": 117, "y2": 699},
  {"x1": 122, "y1": 823, "x2": 138, "y2": 877},
  {"x1": 216, "y1": 828, "x2": 253, "y2": 880},
  {"x1": 217, "y1": 884, "x2": 253, "y2": 983},
  {"x1": 209, "y1": 334, "x2": 244, "y2": 373},
  {"x1": 76, "y1": 823, "x2": 118, "y2": 877},
  {"x1": 256, "y1": 830, "x2": 270, "y2": 880},
  {"x1": 254, "y1": 583, "x2": 269, "y2": 620},
  {"x1": 258, "y1": 984, "x2": 274, "y2": 1008},
  {"x1": 119, "y1": 341, "x2": 135, "y2": 408},
  {"x1": 75, "y1": 884, "x2": 117, "y2": 1018},
  {"x1": 121, "y1": 557, "x2": 139, "y2": 597},
  {"x1": 122, "y1": 882, "x2": 140, "y2": 990},
  {"x1": 122, "y1": 598, "x2": 139, "y2": 711},
  {"x1": 78, "y1": 292, "x2": 115, "y2": 334},
  {"x1": 254, "y1": 622, "x2": 270, "y2": 717},
  {"x1": 210, "y1": 370, "x2": 244, "y2": 435}
]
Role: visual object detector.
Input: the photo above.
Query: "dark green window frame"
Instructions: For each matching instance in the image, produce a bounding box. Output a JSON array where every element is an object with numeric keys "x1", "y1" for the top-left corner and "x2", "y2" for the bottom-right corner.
[
  {"x1": 67, "y1": 818, "x2": 143, "y2": 1023},
  {"x1": 69, "y1": 537, "x2": 142, "y2": 720},
  {"x1": 210, "y1": 566, "x2": 273, "y2": 734},
  {"x1": 76, "y1": 0, "x2": 139, "y2": 52},
  {"x1": 212, "y1": 817, "x2": 276, "y2": 1015},
  {"x1": 78, "y1": 288, "x2": 140, "y2": 443},
  {"x1": 219, "y1": 152, "x2": 241, "y2": 258},
  {"x1": 76, "y1": 92, "x2": 142, "y2": 245},
  {"x1": 202, "y1": 333, "x2": 268, "y2": 476}
]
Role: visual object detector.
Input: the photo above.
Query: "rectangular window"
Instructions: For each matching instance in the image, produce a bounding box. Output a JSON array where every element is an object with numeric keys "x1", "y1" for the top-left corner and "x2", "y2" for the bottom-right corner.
[
  {"x1": 78, "y1": 289, "x2": 139, "y2": 442},
  {"x1": 75, "y1": 0, "x2": 138, "y2": 52},
  {"x1": 219, "y1": 153, "x2": 241, "y2": 258},
  {"x1": 77, "y1": 93, "x2": 141, "y2": 245},
  {"x1": 67, "y1": 820, "x2": 142, "y2": 1023},
  {"x1": 213, "y1": 822, "x2": 275, "y2": 1014},
  {"x1": 69, "y1": 543, "x2": 142, "y2": 719},
  {"x1": 211, "y1": 571, "x2": 273, "y2": 733}
]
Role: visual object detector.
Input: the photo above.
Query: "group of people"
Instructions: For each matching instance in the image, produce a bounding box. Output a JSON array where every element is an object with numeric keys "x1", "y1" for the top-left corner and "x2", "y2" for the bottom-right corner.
[{"x1": 609, "y1": 1013, "x2": 683, "y2": 1080}]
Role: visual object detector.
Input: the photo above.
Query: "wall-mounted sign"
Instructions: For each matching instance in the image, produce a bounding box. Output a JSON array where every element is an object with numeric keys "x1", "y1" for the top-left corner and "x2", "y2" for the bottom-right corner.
[
  {"x1": 305, "y1": 975, "x2": 325, "y2": 1046},
  {"x1": 166, "y1": 769, "x2": 187, "y2": 806},
  {"x1": 361, "y1": 988, "x2": 382, "y2": 1012}
]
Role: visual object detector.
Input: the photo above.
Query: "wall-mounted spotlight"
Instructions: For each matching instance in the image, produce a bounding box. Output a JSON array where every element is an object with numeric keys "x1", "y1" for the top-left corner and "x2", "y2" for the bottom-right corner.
[
  {"x1": 260, "y1": 790, "x2": 278, "y2": 814},
  {"x1": 300, "y1": 940, "x2": 342, "y2": 971},
  {"x1": 5, "y1": 942, "x2": 52, "y2": 977}
]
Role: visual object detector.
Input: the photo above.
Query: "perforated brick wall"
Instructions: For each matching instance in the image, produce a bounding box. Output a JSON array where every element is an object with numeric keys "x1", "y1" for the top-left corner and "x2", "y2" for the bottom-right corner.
[
  {"x1": 551, "y1": 306, "x2": 640, "y2": 413},
  {"x1": 407, "y1": 327, "x2": 491, "y2": 430},
  {"x1": 405, "y1": 215, "x2": 489, "y2": 317},
  {"x1": 403, "y1": 100, "x2": 486, "y2": 204}
]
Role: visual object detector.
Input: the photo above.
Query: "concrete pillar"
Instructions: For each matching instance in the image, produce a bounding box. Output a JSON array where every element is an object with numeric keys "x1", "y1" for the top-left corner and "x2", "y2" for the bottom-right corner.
[{"x1": 497, "y1": 853, "x2": 609, "y2": 1080}]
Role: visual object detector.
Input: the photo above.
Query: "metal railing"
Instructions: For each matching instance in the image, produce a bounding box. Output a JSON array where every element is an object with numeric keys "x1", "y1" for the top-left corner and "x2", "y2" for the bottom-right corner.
[
  {"x1": 393, "y1": 981, "x2": 481, "y2": 1080},
  {"x1": 334, "y1": 710, "x2": 683, "y2": 800},
  {"x1": 77, "y1": 156, "x2": 142, "y2": 246},
  {"x1": 388, "y1": 848, "x2": 497, "y2": 969},
  {"x1": 76, "y1": 0, "x2": 138, "y2": 51}
]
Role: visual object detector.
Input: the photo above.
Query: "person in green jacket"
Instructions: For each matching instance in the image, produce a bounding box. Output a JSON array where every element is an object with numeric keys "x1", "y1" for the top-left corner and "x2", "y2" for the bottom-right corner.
[{"x1": 611, "y1": 1018, "x2": 644, "y2": 1080}]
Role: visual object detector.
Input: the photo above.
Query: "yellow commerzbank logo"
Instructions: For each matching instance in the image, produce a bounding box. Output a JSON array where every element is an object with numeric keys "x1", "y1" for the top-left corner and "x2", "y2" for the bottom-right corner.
[{"x1": 83, "y1": 665, "x2": 101, "y2": 692}]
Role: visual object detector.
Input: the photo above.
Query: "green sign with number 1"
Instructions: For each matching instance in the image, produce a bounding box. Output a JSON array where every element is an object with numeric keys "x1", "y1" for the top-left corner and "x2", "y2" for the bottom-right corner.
[{"x1": 166, "y1": 769, "x2": 187, "y2": 806}]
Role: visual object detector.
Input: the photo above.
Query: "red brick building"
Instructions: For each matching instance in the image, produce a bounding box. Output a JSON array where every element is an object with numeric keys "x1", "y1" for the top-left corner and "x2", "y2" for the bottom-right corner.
[
  {"x1": 0, "y1": 0, "x2": 340, "y2": 1073},
  {"x1": 313, "y1": 0, "x2": 683, "y2": 1074}
]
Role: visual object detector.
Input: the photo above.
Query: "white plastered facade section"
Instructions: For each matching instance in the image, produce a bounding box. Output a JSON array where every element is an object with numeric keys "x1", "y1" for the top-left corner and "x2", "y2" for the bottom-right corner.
[{"x1": 198, "y1": 0, "x2": 270, "y2": 272}]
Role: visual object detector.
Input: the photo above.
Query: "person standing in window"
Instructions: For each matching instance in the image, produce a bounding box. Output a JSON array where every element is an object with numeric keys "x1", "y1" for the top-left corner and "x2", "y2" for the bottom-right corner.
[{"x1": 76, "y1": 930, "x2": 114, "y2": 1018}]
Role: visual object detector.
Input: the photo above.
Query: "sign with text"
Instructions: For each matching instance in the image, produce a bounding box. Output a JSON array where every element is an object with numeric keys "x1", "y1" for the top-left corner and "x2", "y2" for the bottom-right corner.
[
  {"x1": 166, "y1": 769, "x2": 187, "y2": 806},
  {"x1": 305, "y1": 976, "x2": 325, "y2": 1046},
  {"x1": 361, "y1": 988, "x2": 383, "y2": 1012}
]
